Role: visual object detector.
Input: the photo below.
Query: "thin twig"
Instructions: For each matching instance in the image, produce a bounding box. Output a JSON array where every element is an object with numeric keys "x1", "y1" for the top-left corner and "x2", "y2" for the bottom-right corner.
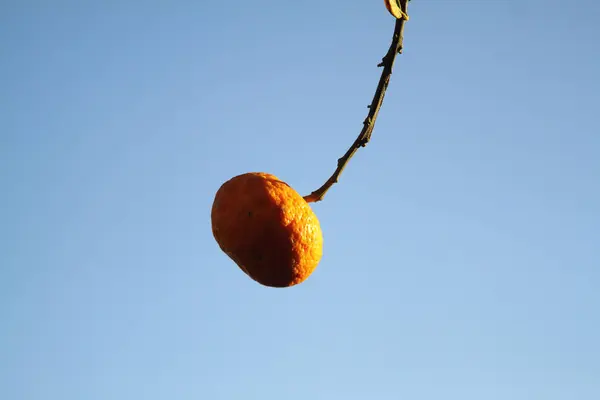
[{"x1": 303, "y1": 2, "x2": 410, "y2": 203}]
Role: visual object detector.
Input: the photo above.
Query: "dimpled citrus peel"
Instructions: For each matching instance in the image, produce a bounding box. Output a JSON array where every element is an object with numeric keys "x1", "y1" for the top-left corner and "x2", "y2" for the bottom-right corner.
[{"x1": 211, "y1": 173, "x2": 323, "y2": 288}]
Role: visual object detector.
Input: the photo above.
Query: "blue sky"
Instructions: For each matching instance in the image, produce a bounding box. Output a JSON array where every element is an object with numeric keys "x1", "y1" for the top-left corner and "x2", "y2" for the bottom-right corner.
[{"x1": 1, "y1": 1, "x2": 599, "y2": 399}]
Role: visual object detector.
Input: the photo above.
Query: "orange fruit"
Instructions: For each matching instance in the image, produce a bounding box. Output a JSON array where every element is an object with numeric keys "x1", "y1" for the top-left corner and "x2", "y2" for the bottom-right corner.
[{"x1": 211, "y1": 172, "x2": 323, "y2": 288}]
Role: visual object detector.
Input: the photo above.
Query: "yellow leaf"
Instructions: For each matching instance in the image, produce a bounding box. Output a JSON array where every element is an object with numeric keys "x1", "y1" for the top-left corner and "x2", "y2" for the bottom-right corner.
[{"x1": 384, "y1": 0, "x2": 409, "y2": 20}]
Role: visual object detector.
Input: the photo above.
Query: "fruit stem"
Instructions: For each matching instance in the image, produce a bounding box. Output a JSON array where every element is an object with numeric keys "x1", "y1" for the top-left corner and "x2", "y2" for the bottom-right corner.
[{"x1": 303, "y1": 1, "x2": 410, "y2": 203}]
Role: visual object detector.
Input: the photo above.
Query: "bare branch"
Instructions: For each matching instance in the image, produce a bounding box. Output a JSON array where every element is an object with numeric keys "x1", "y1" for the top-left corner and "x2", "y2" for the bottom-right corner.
[{"x1": 303, "y1": 3, "x2": 410, "y2": 203}]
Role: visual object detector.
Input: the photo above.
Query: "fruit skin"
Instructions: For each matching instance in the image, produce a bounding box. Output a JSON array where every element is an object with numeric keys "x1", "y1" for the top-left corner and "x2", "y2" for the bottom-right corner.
[{"x1": 211, "y1": 172, "x2": 323, "y2": 288}]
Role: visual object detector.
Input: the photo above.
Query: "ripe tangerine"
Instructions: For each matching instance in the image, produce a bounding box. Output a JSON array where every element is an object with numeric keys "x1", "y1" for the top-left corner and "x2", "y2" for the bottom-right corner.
[{"x1": 211, "y1": 172, "x2": 323, "y2": 288}]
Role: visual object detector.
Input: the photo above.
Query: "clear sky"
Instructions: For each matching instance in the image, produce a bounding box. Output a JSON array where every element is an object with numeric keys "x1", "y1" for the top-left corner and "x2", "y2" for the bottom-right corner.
[{"x1": 1, "y1": 1, "x2": 599, "y2": 399}]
